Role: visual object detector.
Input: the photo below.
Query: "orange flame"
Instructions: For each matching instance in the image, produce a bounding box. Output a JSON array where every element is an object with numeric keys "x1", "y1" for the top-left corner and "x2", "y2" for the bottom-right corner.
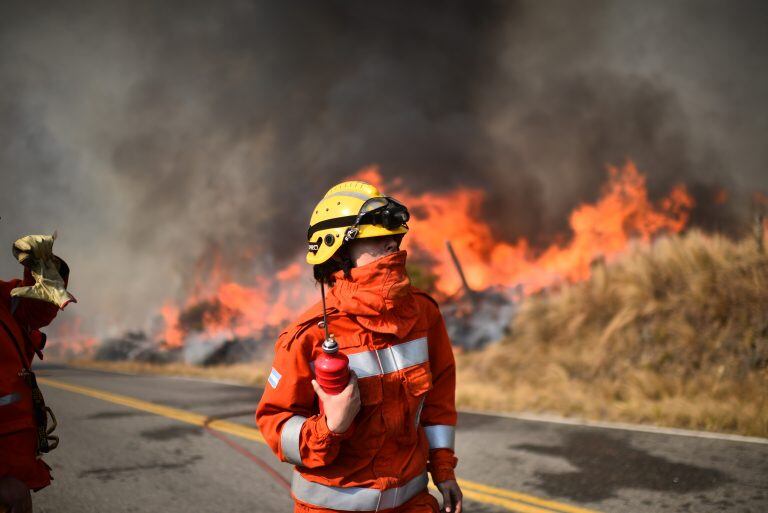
[
  {"x1": 45, "y1": 316, "x2": 98, "y2": 357},
  {"x1": 55, "y1": 160, "x2": 696, "y2": 351},
  {"x1": 363, "y1": 160, "x2": 693, "y2": 294},
  {"x1": 156, "y1": 160, "x2": 693, "y2": 346},
  {"x1": 152, "y1": 254, "x2": 315, "y2": 347},
  {"x1": 160, "y1": 304, "x2": 183, "y2": 348}
]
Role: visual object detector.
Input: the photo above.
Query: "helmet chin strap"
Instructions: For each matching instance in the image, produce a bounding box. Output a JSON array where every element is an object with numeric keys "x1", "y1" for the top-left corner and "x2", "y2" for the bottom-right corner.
[
  {"x1": 343, "y1": 220, "x2": 362, "y2": 244},
  {"x1": 343, "y1": 227, "x2": 359, "y2": 244}
]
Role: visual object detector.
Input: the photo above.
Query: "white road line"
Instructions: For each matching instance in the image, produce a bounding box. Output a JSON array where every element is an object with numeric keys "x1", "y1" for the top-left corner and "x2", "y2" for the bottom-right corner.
[{"x1": 460, "y1": 408, "x2": 768, "y2": 445}]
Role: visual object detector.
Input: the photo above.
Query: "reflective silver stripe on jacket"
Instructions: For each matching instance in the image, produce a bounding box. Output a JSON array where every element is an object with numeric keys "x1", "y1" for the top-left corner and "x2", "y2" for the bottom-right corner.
[
  {"x1": 0, "y1": 392, "x2": 21, "y2": 406},
  {"x1": 347, "y1": 337, "x2": 429, "y2": 378},
  {"x1": 291, "y1": 470, "x2": 428, "y2": 511},
  {"x1": 424, "y1": 425, "x2": 455, "y2": 450},
  {"x1": 281, "y1": 415, "x2": 307, "y2": 465}
]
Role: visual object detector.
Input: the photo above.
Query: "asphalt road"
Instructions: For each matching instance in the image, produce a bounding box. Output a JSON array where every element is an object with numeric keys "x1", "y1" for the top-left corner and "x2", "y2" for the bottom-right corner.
[{"x1": 27, "y1": 364, "x2": 768, "y2": 513}]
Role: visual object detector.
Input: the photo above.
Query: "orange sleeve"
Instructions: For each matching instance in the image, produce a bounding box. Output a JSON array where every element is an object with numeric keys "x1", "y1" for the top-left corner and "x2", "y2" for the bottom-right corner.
[
  {"x1": 422, "y1": 309, "x2": 458, "y2": 484},
  {"x1": 255, "y1": 328, "x2": 353, "y2": 469}
]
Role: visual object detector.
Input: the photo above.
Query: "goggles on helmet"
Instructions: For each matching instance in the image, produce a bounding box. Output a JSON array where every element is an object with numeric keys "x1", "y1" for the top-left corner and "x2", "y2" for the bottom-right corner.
[
  {"x1": 306, "y1": 196, "x2": 410, "y2": 243},
  {"x1": 344, "y1": 197, "x2": 410, "y2": 242}
]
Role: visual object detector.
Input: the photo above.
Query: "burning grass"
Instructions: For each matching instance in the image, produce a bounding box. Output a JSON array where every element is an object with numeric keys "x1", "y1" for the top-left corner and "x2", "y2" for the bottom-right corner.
[
  {"x1": 456, "y1": 230, "x2": 768, "y2": 437},
  {"x1": 142, "y1": 161, "x2": 691, "y2": 352}
]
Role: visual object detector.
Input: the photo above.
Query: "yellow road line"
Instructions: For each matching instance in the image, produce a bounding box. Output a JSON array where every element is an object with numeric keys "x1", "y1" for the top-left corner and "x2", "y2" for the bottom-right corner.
[
  {"x1": 39, "y1": 377, "x2": 602, "y2": 513},
  {"x1": 456, "y1": 479, "x2": 600, "y2": 513},
  {"x1": 37, "y1": 377, "x2": 265, "y2": 443},
  {"x1": 427, "y1": 483, "x2": 564, "y2": 513}
]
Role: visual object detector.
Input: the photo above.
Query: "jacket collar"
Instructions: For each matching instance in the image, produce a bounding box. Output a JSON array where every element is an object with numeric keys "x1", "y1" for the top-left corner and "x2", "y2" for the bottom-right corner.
[{"x1": 328, "y1": 251, "x2": 418, "y2": 337}]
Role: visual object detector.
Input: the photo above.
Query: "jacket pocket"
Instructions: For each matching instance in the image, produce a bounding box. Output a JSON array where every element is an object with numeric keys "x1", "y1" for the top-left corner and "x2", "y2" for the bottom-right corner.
[
  {"x1": 335, "y1": 332, "x2": 364, "y2": 351},
  {"x1": 403, "y1": 364, "x2": 432, "y2": 397}
]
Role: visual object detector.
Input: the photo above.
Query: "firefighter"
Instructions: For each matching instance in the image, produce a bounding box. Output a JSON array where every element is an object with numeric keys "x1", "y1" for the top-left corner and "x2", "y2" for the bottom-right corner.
[
  {"x1": 256, "y1": 181, "x2": 463, "y2": 513},
  {"x1": 0, "y1": 234, "x2": 74, "y2": 513}
]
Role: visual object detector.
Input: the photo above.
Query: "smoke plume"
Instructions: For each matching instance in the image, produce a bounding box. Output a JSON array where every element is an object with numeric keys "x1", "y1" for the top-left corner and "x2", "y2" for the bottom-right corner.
[{"x1": 1, "y1": 0, "x2": 766, "y2": 336}]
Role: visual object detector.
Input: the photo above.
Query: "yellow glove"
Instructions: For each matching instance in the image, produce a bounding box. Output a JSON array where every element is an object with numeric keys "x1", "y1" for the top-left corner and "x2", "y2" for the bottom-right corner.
[{"x1": 10, "y1": 233, "x2": 76, "y2": 309}]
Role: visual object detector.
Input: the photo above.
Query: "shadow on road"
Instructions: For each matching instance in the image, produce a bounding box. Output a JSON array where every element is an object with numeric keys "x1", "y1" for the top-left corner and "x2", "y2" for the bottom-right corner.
[
  {"x1": 78, "y1": 456, "x2": 203, "y2": 482},
  {"x1": 513, "y1": 431, "x2": 732, "y2": 502},
  {"x1": 141, "y1": 425, "x2": 204, "y2": 441}
]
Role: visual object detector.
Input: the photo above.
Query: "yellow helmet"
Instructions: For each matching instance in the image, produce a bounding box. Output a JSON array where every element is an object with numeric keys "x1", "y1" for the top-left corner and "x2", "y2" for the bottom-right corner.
[{"x1": 306, "y1": 181, "x2": 410, "y2": 265}]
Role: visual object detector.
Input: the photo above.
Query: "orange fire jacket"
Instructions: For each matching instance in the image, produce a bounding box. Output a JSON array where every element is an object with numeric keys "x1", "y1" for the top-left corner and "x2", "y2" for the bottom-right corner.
[{"x1": 256, "y1": 251, "x2": 457, "y2": 510}]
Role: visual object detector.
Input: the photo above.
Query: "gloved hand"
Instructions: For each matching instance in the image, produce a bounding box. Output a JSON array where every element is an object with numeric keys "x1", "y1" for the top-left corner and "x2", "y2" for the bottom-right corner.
[{"x1": 10, "y1": 233, "x2": 76, "y2": 309}]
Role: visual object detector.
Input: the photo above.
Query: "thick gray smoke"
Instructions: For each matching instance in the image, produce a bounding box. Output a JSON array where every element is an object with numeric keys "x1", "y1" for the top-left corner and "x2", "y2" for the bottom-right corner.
[{"x1": 1, "y1": 0, "x2": 766, "y2": 337}]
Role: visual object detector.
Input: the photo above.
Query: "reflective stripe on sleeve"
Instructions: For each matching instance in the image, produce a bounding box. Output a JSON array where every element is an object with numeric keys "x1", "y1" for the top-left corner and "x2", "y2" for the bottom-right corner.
[
  {"x1": 291, "y1": 470, "x2": 428, "y2": 511},
  {"x1": 281, "y1": 415, "x2": 307, "y2": 465},
  {"x1": 347, "y1": 337, "x2": 428, "y2": 378},
  {"x1": 424, "y1": 424, "x2": 455, "y2": 450},
  {"x1": 0, "y1": 392, "x2": 21, "y2": 406}
]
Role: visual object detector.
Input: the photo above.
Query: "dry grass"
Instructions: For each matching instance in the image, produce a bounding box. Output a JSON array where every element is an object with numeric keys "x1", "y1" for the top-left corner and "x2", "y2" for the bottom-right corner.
[
  {"x1": 69, "y1": 359, "x2": 271, "y2": 386},
  {"x1": 457, "y1": 230, "x2": 768, "y2": 437}
]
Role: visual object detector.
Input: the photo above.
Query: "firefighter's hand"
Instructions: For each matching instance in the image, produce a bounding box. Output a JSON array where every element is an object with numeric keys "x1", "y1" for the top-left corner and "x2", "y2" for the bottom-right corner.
[
  {"x1": 0, "y1": 476, "x2": 32, "y2": 513},
  {"x1": 437, "y1": 479, "x2": 463, "y2": 513},
  {"x1": 10, "y1": 233, "x2": 74, "y2": 309},
  {"x1": 12, "y1": 234, "x2": 56, "y2": 268},
  {"x1": 311, "y1": 370, "x2": 360, "y2": 434}
]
